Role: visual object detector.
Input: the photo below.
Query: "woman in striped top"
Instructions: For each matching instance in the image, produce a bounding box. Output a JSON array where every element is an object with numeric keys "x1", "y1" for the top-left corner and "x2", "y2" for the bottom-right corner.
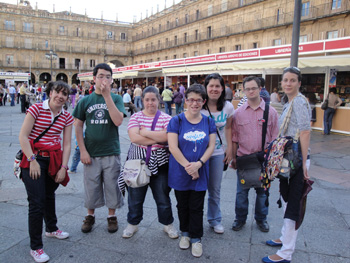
[
  {"x1": 122, "y1": 86, "x2": 178, "y2": 240},
  {"x1": 19, "y1": 81, "x2": 73, "y2": 263}
]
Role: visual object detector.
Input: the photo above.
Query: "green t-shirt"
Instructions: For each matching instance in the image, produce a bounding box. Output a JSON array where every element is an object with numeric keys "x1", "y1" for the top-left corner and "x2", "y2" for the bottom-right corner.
[
  {"x1": 73, "y1": 92, "x2": 126, "y2": 157},
  {"x1": 162, "y1": 89, "x2": 173, "y2": 102}
]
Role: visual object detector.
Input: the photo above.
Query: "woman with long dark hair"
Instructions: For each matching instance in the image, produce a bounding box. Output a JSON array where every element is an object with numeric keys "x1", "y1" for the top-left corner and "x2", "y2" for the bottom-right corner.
[{"x1": 201, "y1": 73, "x2": 234, "y2": 234}]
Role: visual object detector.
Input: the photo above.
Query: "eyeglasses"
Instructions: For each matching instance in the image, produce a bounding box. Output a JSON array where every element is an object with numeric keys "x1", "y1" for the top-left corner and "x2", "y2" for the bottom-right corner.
[
  {"x1": 96, "y1": 75, "x2": 112, "y2": 80},
  {"x1": 186, "y1": 98, "x2": 204, "y2": 104},
  {"x1": 243, "y1": 87, "x2": 259, "y2": 92},
  {"x1": 283, "y1": 66, "x2": 300, "y2": 73}
]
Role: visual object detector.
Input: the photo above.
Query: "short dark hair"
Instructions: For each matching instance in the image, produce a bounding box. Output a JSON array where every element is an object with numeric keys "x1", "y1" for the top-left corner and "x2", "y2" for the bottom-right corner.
[
  {"x1": 93, "y1": 63, "x2": 112, "y2": 77},
  {"x1": 282, "y1": 67, "x2": 302, "y2": 82},
  {"x1": 258, "y1": 77, "x2": 265, "y2": 88},
  {"x1": 243, "y1": 76, "x2": 261, "y2": 89},
  {"x1": 185, "y1": 84, "x2": 206, "y2": 100},
  {"x1": 45, "y1": 81, "x2": 70, "y2": 98},
  {"x1": 330, "y1": 87, "x2": 337, "y2": 94},
  {"x1": 142, "y1": 86, "x2": 161, "y2": 101},
  {"x1": 203, "y1": 73, "x2": 226, "y2": 111}
]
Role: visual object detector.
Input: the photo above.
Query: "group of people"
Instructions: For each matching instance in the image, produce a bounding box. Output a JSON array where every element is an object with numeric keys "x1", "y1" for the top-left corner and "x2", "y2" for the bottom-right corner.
[{"x1": 19, "y1": 63, "x2": 311, "y2": 263}]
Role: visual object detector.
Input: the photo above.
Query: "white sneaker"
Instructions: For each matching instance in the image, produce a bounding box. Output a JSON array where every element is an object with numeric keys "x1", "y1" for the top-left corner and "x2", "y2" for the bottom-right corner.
[
  {"x1": 122, "y1": 224, "x2": 138, "y2": 238},
  {"x1": 213, "y1": 224, "x2": 224, "y2": 234},
  {"x1": 179, "y1": 236, "x2": 190, "y2": 250},
  {"x1": 30, "y1": 249, "x2": 50, "y2": 263},
  {"x1": 45, "y1": 229, "x2": 69, "y2": 239},
  {"x1": 163, "y1": 224, "x2": 179, "y2": 239},
  {"x1": 191, "y1": 241, "x2": 203, "y2": 258}
]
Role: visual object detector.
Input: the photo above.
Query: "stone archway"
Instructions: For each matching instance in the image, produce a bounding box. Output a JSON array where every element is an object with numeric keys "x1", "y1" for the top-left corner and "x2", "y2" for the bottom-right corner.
[
  {"x1": 109, "y1": 60, "x2": 124, "y2": 68},
  {"x1": 39, "y1": 72, "x2": 51, "y2": 84},
  {"x1": 56, "y1": 73, "x2": 68, "y2": 83},
  {"x1": 72, "y1": 73, "x2": 80, "y2": 85}
]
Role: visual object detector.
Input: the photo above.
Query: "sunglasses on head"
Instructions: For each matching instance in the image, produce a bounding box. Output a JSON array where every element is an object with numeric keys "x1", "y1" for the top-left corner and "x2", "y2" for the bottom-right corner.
[{"x1": 283, "y1": 66, "x2": 301, "y2": 73}]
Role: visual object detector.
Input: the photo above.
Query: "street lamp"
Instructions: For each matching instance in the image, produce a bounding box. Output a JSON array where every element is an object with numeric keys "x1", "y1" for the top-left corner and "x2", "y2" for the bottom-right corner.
[{"x1": 45, "y1": 50, "x2": 57, "y2": 81}]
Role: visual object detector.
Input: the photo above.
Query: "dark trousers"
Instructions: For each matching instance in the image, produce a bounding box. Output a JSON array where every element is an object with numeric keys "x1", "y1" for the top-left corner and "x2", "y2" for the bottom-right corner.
[
  {"x1": 21, "y1": 157, "x2": 59, "y2": 250},
  {"x1": 175, "y1": 190, "x2": 206, "y2": 239},
  {"x1": 20, "y1": 94, "x2": 26, "y2": 113},
  {"x1": 323, "y1": 107, "x2": 336, "y2": 135}
]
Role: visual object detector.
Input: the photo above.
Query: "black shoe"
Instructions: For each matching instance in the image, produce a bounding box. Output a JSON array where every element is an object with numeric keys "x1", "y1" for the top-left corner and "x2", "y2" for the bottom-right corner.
[
  {"x1": 256, "y1": 220, "x2": 269, "y2": 232},
  {"x1": 232, "y1": 220, "x2": 245, "y2": 231}
]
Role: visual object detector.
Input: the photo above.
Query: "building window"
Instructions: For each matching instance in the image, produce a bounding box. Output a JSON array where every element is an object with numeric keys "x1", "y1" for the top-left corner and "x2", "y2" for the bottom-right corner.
[
  {"x1": 75, "y1": 59, "x2": 80, "y2": 69},
  {"x1": 6, "y1": 55, "x2": 14, "y2": 65},
  {"x1": 174, "y1": 35, "x2": 178, "y2": 45},
  {"x1": 159, "y1": 24, "x2": 161, "y2": 31},
  {"x1": 299, "y1": 35, "x2": 308, "y2": 43},
  {"x1": 207, "y1": 49, "x2": 210, "y2": 54},
  {"x1": 121, "y1": 33, "x2": 126, "y2": 40},
  {"x1": 219, "y1": 47, "x2": 225, "y2": 53},
  {"x1": 301, "y1": 2, "x2": 310, "y2": 17},
  {"x1": 238, "y1": 0, "x2": 244, "y2": 7},
  {"x1": 235, "y1": 45, "x2": 241, "y2": 51},
  {"x1": 207, "y1": 26, "x2": 212, "y2": 38},
  {"x1": 45, "y1": 40, "x2": 49, "y2": 48},
  {"x1": 24, "y1": 38, "x2": 32, "y2": 49},
  {"x1": 196, "y1": 10, "x2": 200, "y2": 20},
  {"x1": 175, "y1": 18, "x2": 179, "y2": 26},
  {"x1": 185, "y1": 14, "x2": 189, "y2": 23},
  {"x1": 174, "y1": 55, "x2": 177, "y2": 59},
  {"x1": 327, "y1": 30, "x2": 338, "y2": 39},
  {"x1": 5, "y1": 20, "x2": 15, "y2": 30},
  {"x1": 76, "y1": 28, "x2": 81, "y2": 37},
  {"x1": 140, "y1": 60, "x2": 143, "y2": 64},
  {"x1": 158, "y1": 40, "x2": 161, "y2": 48},
  {"x1": 157, "y1": 57, "x2": 160, "y2": 61},
  {"x1": 195, "y1": 30, "x2": 199, "y2": 41},
  {"x1": 59, "y1": 26, "x2": 65, "y2": 34},
  {"x1": 221, "y1": 0, "x2": 228, "y2": 11},
  {"x1": 208, "y1": 5, "x2": 213, "y2": 16},
  {"x1": 166, "y1": 38, "x2": 169, "y2": 46},
  {"x1": 107, "y1": 31, "x2": 113, "y2": 39},
  {"x1": 23, "y1": 22, "x2": 33, "y2": 32},
  {"x1": 6, "y1": 36, "x2": 14, "y2": 48},
  {"x1": 183, "y1": 53, "x2": 187, "y2": 58},
  {"x1": 165, "y1": 56, "x2": 168, "y2": 60},
  {"x1": 277, "y1": 9, "x2": 281, "y2": 23},
  {"x1": 332, "y1": 0, "x2": 341, "y2": 9},
  {"x1": 273, "y1": 39, "x2": 282, "y2": 46},
  {"x1": 167, "y1": 21, "x2": 170, "y2": 29},
  {"x1": 184, "y1": 33, "x2": 187, "y2": 43},
  {"x1": 90, "y1": 59, "x2": 95, "y2": 67},
  {"x1": 253, "y1": 42, "x2": 258, "y2": 49},
  {"x1": 194, "y1": 51, "x2": 198, "y2": 56},
  {"x1": 59, "y1": 58, "x2": 65, "y2": 69}
]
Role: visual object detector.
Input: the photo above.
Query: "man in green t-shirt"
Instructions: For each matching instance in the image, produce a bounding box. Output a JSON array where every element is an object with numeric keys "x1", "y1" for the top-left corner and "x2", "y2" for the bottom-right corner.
[{"x1": 73, "y1": 63, "x2": 126, "y2": 234}]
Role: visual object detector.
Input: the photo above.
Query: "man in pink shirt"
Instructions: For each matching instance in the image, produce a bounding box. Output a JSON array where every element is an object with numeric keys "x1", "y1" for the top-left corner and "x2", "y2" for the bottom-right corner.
[{"x1": 231, "y1": 76, "x2": 279, "y2": 232}]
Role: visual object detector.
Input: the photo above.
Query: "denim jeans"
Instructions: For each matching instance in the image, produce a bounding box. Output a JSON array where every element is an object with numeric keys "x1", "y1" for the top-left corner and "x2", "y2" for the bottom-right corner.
[
  {"x1": 127, "y1": 165, "x2": 174, "y2": 225},
  {"x1": 235, "y1": 170, "x2": 268, "y2": 222},
  {"x1": 164, "y1": 101, "x2": 172, "y2": 116},
  {"x1": 70, "y1": 147, "x2": 80, "y2": 172},
  {"x1": 10, "y1": 93, "x2": 15, "y2": 106},
  {"x1": 323, "y1": 107, "x2": 336, "y2": 134},
  {"x1": 134, "y1": 96, "x2": 142, "y2": 109},
  {"x1": 175, "y1": 190, "x2": 206, "y2": 240},
  {"x1": 21, "y1": 156, "x2": 59, "y2": 250},
  {"x1": 175, "y1": 103, "x2": 182, "y2": 115},
  {"x1": 207, "y1": 154, "x2": 225, "y2": 227}
]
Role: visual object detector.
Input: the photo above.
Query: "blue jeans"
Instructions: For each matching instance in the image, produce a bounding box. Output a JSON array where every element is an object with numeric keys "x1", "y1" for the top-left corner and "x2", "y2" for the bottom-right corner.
[
  {"x1": 207, "y1": 154, "x2": 225, "y2": 227},
  {"x1": 21, "y1": 156, "x2": 59, "y2": 250},
  {"x1": 181, "y1": 98, "x2": 185, "y2": 112},
  {"x1": 10, "y1": 94, "x2": 15, "y2": 106},
  {"x1": 235, "y1": 170, "x2": 268, "y2": 222},
  {"x1": 175, "y1": 103, "x2": 182, "y2": 115},
  {"x1": 134, "y1": 96, "x2": 142, "y2": 109},
  {"x1": 164, "y1": 101, "x2": 172, "y2": 116},
  {"x1": 127, "y1": 165, "x2": 174, "y2": 225},
  {"x1": 323, "y1": 107, "x2": 336, "y2": 134},
  {"x1": 70, "y1": 147, "x2": 80, "y2": 172}
]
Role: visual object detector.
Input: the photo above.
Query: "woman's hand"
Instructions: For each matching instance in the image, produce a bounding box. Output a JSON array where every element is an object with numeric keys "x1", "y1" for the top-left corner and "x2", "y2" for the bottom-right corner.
[
  {"x1": 29, "y1": 160, "x2": 41, "y2": 180},
  {"x1": 224, "y1": 148, "x2": 233, "y2": 166},
  {"x1": 191, "y1": 170, "x2": 200, "y2": 180},
  {"x1": 303, "y1": 164, "x2": 310, "y2": 180},
  {"x1": 185, "y1": 162, "x2": 201, "y2": 175},
  {"x1": 55, "y1": 167, "x2": 66, "y2": 183}
]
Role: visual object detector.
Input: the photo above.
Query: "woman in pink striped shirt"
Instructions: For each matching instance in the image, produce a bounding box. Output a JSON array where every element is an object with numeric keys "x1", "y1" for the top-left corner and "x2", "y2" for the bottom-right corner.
[
  {"x1": 19, "y1": 81, "x2": 73, "y2": 263},
  {"x1": 122, "y1": 86, "x2": 178, "y2": 240}
]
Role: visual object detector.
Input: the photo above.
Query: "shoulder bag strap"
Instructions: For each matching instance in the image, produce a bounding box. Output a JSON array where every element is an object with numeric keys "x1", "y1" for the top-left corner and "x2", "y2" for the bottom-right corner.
[
  {"x1": 145, "y1": 110, "x2": 161, "y2": 164},
  {"x1": 261, "y1": 103, "x2": 269, "y2": 151},
  {"x1": 206, "y1": 105, "x2": 222, "y2": 145},
  {"x1": 33, "y1": 113, "x2": 61, "y2": 144}
]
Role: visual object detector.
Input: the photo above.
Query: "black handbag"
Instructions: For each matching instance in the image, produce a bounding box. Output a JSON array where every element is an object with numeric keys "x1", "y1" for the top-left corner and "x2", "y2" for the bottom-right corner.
[
  {"x1": 236, "y1": 103, "x2": 269, "y2": 189},
  {"x1": 321, "y1": 94, "x2": 329, "y2": 110}
]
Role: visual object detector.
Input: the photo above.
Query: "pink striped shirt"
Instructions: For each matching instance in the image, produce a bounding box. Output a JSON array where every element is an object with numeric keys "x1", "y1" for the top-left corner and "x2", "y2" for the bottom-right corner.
[
  {"x1": 27, "y1": 100, "x2": 74, "y2": 146},
  {"x1": 127, "y1": 111, "x2": 171, "y2": 150}
]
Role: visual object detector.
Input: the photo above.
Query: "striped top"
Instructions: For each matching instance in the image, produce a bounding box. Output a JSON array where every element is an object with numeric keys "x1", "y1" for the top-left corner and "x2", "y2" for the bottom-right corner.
[
  {"x1": 27, "y1": 100, "x2": 74, "y2": 146},
  {"x1": 127, "y1": 111, "x2": 171, "y2": 151}
]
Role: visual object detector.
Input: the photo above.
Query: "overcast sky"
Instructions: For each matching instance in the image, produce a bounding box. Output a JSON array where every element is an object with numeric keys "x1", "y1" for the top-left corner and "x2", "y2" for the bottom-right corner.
[{"x1": 2, "y1": 0, "x2": 182, "y2": 22}]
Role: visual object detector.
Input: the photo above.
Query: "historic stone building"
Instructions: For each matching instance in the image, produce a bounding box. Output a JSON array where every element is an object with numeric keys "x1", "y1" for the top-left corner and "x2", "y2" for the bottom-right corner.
[{"x1": 0, "y1": 0, "x2": 132, "y2": 84}]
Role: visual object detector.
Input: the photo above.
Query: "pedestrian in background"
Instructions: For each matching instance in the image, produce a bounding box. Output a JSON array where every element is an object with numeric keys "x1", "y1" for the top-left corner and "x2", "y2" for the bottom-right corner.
[{"x1": 323, "y1": 87, "x2": 342, "y2": 135}]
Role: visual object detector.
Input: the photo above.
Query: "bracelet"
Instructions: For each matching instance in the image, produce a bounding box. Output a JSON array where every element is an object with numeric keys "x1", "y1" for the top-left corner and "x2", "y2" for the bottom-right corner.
[
  {"x1": 199, "y1": 159, "x2": 205, "y2": 167},
  {"x1": 27, "y1": 154, "x2": 37, "y2": 162},
  {"x1": 61, "y1": 164, "x2": 68, "y2": 170}
]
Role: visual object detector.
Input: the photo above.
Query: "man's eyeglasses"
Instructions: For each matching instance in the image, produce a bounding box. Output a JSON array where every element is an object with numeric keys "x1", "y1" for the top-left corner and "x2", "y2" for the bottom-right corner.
[
  {"x1": 186, "y1": 98, "x2": 204, "y2": 104},
  {"x1": 96, "y1": 75, "x2": 112, "y2": 80},
  {"x1": 243, "y1": 87, "x2": 259, "y2": 92},
  {"x1": 283, "y1": 66, "x2": 300, "y2": 73}
]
